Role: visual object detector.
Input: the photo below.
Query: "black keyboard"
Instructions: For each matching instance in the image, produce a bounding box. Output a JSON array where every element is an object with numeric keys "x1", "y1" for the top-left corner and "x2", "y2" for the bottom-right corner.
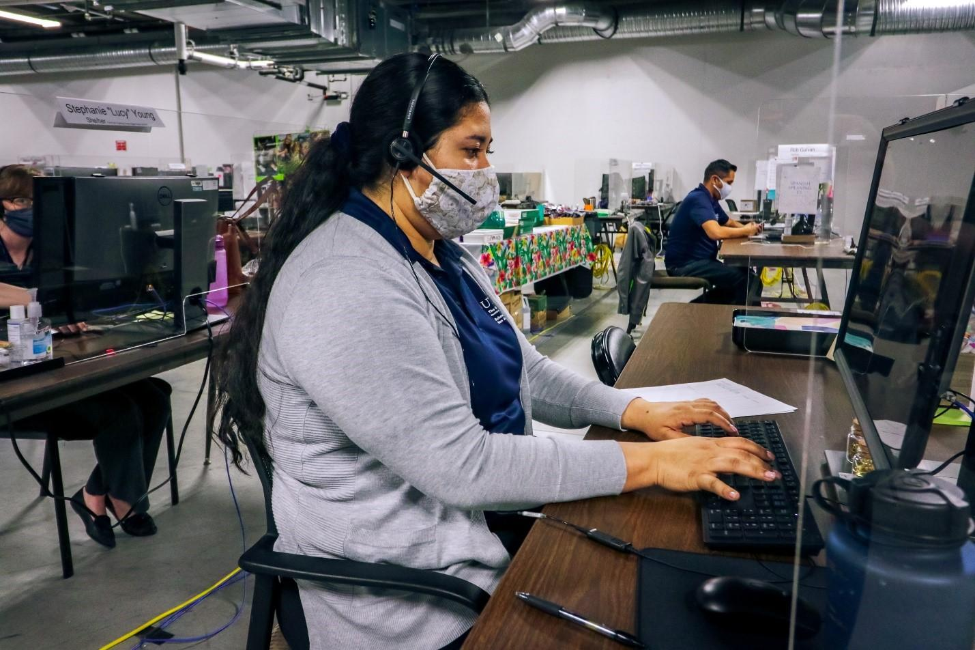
[{"x1": 695, "y1": 420, "x2": 824, "y2": 555}]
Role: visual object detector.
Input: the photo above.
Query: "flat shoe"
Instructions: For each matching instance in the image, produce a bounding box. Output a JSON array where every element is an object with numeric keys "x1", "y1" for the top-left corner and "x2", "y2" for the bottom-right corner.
[
  {"x1": 70, "y1": 489, "x2": 115, "y2": 548},
  {"x1": 106, "y1": 501, "x2": 158, "y2": 537}
]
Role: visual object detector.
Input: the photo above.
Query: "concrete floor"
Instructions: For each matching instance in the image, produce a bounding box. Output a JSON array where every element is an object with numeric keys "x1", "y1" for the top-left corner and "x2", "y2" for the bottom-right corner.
[{"x1": 0, "y1": 281, "x2": 699, "y2": 650}]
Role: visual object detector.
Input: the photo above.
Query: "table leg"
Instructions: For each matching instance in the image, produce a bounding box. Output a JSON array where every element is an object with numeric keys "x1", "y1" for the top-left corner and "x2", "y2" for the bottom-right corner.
[
  {"x1": 204, "y1": 370, "x2": 216, "y2": 466},
  {"x1": 817, "y1": 266, "x2": 830, "y2": 308},
  {"x1": 801, "y1": 268, "x2": 814, "y2": 305},
  {"x1": 599, "y1": 224, "x2": 618, "y2": 283},
  {"x1": 48, "y1": 436, "x2": 73, "y2": 579}
]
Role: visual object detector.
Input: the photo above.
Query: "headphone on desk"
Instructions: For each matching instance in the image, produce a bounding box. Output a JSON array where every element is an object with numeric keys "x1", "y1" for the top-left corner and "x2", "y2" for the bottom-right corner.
[{"x1": 385, "y1": 53, "x2": 476, "y2": 205}]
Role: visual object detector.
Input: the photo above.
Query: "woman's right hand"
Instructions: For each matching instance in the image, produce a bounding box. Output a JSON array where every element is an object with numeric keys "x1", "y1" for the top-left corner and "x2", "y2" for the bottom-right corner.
[{"x1": 620, "y1": 436, "x2": 778, "y2": 500}]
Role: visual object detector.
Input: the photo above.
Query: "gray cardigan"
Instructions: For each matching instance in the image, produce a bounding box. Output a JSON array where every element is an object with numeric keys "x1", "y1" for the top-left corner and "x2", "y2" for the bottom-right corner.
[{"x1": 257, "y1": 212, "x2": 634, "y2": 649}]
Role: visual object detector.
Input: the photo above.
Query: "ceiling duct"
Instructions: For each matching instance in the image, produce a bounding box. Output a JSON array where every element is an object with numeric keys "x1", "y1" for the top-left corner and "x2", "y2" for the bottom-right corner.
[
  {"x1": 429, "y1": 0, "x2": 975, "y2": 50},
  {"x1": 428, "y1": 2, "x2": 615, "y2": 54},
  {"x1": 1, "y1": 0, "x2": 974, "y2": 76},
  {"x1": 0, "y1": 41, "x2": 232, "y2": 76}
]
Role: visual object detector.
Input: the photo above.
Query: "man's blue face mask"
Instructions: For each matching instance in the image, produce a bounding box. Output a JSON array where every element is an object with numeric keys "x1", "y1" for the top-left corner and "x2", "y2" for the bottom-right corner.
[{"x1": 3, "y1": 206, "x2": 33, "y2": 238}]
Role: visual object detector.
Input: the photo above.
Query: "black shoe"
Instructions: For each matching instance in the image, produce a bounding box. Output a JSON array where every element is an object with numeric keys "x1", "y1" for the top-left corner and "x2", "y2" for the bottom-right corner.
[
  {"x1": 70, "y1": 489, "x2": 116, "y2": 548},
  {"x1": 106, "y1": 501, "x2": 158, "y2": 537}
]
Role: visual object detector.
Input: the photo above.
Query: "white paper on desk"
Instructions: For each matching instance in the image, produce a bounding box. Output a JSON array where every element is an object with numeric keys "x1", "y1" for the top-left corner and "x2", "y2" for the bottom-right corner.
[{"x1": 622, "y1": 378, "x2": 796, "y2": 419}]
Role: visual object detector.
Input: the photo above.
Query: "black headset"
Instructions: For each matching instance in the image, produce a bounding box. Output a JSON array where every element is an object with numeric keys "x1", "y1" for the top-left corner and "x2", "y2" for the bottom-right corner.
[{"x1": 387, "y1": 54, "x2": 476, "y2": 205}]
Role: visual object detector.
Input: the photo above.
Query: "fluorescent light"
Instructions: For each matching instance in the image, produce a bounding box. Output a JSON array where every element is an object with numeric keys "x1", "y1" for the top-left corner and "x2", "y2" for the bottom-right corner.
[
  {"x1": 190, "y1": 50, "x2": 275, "y2": 70},
  {"x1": 0, "y1": 9, "x2": 61, "y2": 29}
]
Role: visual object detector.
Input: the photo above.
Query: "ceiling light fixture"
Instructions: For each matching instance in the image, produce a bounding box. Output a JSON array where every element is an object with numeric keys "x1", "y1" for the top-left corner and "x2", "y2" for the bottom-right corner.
[{"x1": 0, "y1": 9, "x2": 61, "y2": 29}]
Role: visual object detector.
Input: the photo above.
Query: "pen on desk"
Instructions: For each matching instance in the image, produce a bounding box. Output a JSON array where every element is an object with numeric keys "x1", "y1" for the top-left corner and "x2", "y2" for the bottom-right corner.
[{"x1": 515, "y1": 592, "x2": 645, "y2": 648}]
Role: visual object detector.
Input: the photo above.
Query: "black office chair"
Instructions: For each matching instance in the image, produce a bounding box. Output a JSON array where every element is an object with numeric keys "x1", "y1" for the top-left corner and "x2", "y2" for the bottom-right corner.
[
  {"x1": 660, "y1": 200, "x2": 681, "y2": 240},
  {"x1": 2, "y1": 379, "x2": 178, "y2": 579},
  {"x1": 725, "y1": 199, "x2": 738, "y2": 212},
  {"x1": 643, "y1": 232, "x2": 712, "y2": 299},
  {"x1": 591, "y1": 326, "x2": 636, "y2": 386},
  {"x1": 238, "y1": 435, "x2": 491, "y2": 650}
]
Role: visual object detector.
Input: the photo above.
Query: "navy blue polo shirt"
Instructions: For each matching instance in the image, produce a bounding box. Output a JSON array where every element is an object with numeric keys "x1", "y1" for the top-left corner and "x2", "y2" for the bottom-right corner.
[
  {"x1": 664, "y1": 184, "x2": 729, "y2": 271},
  {"x1": 341, "y1": 189, "x2": 526, "y2": 436}
]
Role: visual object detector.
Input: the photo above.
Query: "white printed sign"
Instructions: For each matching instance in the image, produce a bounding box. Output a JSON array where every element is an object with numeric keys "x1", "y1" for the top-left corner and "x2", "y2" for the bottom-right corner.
[
  {"x1": 777, "y1": 164, "x2": 820, "y2": 215},
  {"x1": 55, "y1": 97, "x2": 165, "y2": 132},
  {"x1": 777, "y1": 143, "x2": 831, "y2": 161}
]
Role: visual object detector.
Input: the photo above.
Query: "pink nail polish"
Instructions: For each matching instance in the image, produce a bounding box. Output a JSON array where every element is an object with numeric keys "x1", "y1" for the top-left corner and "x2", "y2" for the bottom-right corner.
[
  {"x1": 765, "y1": 470, "x2": 777, "y2": 480},
  {"x1": 728, "y1": 490, "x2": 739, "y2": 499}
]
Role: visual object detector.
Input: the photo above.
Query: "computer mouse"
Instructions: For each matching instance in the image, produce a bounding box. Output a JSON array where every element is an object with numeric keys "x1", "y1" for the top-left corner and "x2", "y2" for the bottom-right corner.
[{"x1": 695, "y1": 576, "x2": 821, "y2": 639}]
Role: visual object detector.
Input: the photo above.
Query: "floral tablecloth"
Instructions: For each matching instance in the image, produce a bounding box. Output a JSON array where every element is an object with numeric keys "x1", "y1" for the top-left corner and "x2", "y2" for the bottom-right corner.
[{"x1": 477, "y1": 225, "x2": 596, "y2": 293}]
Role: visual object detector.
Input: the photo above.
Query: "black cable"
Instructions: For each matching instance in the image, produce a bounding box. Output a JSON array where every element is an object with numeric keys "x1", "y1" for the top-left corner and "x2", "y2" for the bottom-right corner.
[
  {"x1": 4, "y1": 313, "x2": 215, "y2": 529},
  {"x1": 508, "y1": 511, "x2": 826, "y2": 589},
  {"x1": 920, "y1": 450, "x2": 966, "y2": 477}
]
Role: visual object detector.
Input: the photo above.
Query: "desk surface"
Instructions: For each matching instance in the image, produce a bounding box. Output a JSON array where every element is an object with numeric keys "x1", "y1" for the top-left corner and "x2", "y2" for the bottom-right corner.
[
  {"x1": 463, "y1": 303, "x2": 965, "y2": 649},
  {"x1": 720, "y1": 238, "x2": 854, "y2": 269},
  {"x1": 0, "y1": 313, "x2": 231, "y2": 423}
]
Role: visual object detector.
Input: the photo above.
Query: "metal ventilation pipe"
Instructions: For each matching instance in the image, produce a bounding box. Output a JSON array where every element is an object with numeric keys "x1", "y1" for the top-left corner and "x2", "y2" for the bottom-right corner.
[
  {"x1": 0, "y1": 41, "x2": 232, "y2": 76},
  {"x1": 428, "y1": 2, "x2": 615, "y2": 54},
  {"x1": 874, "y1": 0, "x2": 975, "y2": 34},
  {"x1": 539, "y1": 1, "x2": 750, "y2": 43},
  {"x1": 460, "y1": 0, "x2": 975, "y2": 47}
]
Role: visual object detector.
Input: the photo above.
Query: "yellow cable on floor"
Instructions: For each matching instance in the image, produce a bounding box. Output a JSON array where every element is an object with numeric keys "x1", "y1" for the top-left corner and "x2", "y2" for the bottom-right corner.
[
  {"x1": 98, "y1": 567, "x2": 242, "y2": 650},
  {"x1": 592, "y1": 244, "x2": 613, "y2": 283}
]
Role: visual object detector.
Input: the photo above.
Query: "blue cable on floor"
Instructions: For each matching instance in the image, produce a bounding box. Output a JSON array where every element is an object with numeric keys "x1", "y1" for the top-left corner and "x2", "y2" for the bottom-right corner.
[{"x1": 128, "y1": 445, "x2": 250, "y2": 649}]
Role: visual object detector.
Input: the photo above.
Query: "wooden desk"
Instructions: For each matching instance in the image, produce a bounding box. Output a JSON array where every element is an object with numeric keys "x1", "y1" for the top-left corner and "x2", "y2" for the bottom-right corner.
[
  {"x1": 0, "y1": 317, "x2": 229, "y2": 424},
  {"x1": 464, "y1": 303, "x2": 969, "y2": 649},
  {"x1": 720, "y1": 238, "x2": 854, "y2": 307}
]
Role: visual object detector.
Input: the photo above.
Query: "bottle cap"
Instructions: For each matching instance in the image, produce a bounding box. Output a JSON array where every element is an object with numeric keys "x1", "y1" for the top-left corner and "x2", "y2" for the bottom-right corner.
[
  {"x1": 214, "y1": 234, "x2": 225, "y2": 250},
  {"x1": 9, "y1": 305, "x2": 24, "y2": 320},
  {"x1": 27, "y1": 302, "x2": 41, "y2": 319}
]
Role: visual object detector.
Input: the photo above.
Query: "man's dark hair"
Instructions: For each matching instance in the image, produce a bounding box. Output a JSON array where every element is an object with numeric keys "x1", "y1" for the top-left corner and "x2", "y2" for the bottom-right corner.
[{"x1": 703, "y1": 159, "x2": 737, "y2": 182}]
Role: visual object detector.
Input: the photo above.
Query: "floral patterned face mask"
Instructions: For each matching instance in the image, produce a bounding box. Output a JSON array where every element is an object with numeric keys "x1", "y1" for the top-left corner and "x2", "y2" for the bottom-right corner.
[{"x1": 401, "y1": 154, "x2": 500, "y2": 240}]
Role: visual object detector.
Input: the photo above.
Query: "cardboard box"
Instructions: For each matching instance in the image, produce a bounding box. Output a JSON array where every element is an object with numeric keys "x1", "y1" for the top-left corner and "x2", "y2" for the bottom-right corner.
[
  {"x1": 547, "y1": 216, "x2": 584, "y2": 227},
  {"x1": 546, "y1": 306, "x2": 571, "y2": 323},
  {"x1": 526, "y1": 294, "x2": 548, "y2": 314},
  {"x1": 530, "y1": 310, "x2": 547, "y2": 332}
]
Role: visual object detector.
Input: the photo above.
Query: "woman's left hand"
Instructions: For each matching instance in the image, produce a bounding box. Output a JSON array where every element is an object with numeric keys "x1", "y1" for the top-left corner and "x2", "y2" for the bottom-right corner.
[{"x1": 620, "y1": 398, "x2": 738, "y2": 441}]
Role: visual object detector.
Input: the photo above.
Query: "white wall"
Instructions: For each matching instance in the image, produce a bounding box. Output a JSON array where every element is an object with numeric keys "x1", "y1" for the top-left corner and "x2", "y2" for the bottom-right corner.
[
  {"x1": 461, "y1": 30, "x2": 975, "y2": 235},
  {"x1": 0, "y1": 65, "x2": 358, "y2": 179}
]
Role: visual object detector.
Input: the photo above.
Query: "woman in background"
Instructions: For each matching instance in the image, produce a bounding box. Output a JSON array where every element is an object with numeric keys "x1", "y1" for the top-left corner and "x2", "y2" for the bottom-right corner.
[{"x1": 1, "y1": 164, "x2": 171, "y2": 549}]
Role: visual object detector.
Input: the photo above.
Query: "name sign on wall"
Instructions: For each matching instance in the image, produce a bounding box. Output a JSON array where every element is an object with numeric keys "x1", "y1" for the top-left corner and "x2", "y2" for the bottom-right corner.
[{"x1": 54, "y1": 97, "x2": 166, "y2": 133}]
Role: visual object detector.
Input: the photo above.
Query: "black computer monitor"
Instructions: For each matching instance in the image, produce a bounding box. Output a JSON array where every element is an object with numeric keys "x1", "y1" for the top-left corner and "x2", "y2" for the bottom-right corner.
[
  {"x1": 835, "y1": 99, "x2": 975, "y2": 472},
  {"x1": 32, "y1": 176, "x2": 218, "y2": 329},
  {"x1": 45, "y1": 166, "x2": 118, "y2": 177},
  {"x1": 632, "y1": 176, "x2": 647, "y2": 201}
]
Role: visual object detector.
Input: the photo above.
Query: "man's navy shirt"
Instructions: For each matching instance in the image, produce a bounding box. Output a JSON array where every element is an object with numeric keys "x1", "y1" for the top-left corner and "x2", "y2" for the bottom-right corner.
[{"x1": 665, "y1": 184, "x2": 729, "y2": 271}]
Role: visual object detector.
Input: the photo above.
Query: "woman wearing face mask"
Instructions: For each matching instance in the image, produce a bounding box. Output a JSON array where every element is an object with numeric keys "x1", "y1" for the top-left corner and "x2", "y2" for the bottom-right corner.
[
  {"x1": 0, "y1": 164, "x2": 171, "y2": 549},
  {"x1": 213, "y1": 54, "x2": 777, "y2": 650}
]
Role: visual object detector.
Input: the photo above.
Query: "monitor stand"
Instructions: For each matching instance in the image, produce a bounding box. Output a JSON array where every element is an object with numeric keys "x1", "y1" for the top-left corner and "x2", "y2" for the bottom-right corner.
[{"x1": 958, "y1": 421, "x2": 975, "y2": 508}]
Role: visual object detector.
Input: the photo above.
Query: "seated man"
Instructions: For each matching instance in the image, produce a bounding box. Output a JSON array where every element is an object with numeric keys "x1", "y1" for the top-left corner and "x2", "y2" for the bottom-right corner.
[{"x1": 665, "y1": 160, "x2": 762, "y2": 305}]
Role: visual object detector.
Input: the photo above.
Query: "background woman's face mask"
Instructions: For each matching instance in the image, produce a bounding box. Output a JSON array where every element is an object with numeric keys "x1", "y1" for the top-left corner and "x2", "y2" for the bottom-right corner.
[
  {"x1": 3, "y1": 207, "x2": 33, "y2": 238},
  {"x1": 402, "y1": 154, "x2": 499, "y2": 240}
]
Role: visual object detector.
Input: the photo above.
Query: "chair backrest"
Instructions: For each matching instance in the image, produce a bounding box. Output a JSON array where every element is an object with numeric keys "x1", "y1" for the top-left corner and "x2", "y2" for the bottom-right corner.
[
  {"x1": 242, "y1": 433, "x2": 277, "y2": 535},
  {"x1": 591, "y1": 326, "x2": 636, "y2": 386},
  {"x1": 725, "y1": 199, "x2": 738, "y2": 212}
]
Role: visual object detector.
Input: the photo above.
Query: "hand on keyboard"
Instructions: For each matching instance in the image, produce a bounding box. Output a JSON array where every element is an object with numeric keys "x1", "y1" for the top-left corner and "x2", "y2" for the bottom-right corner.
[
  {"x1": 623, "y1": 435, "x2": 778, "y2": 500},
  {"x1": 621, "y1": 398, "x2": 737, "y2": 441}
]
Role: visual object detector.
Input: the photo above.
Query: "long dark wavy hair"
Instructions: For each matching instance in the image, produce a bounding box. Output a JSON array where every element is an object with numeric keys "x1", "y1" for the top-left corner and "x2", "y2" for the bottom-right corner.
[{"x1": 212, "y1": 53, "x2": 490, "y2": 469}]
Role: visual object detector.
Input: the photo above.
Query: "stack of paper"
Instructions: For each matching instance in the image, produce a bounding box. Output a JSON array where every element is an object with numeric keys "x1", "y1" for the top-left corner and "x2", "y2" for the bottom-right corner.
[{"x1": 622, "y1": 378, "x2": 796, "y2": 419}]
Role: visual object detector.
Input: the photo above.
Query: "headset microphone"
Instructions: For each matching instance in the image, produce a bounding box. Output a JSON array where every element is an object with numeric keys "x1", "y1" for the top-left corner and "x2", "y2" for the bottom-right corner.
[
  {"x1": 390, "y1": 141, "x2": 476, "y2": 205},
  {"x1": 388, "y1": 54, "x2": 477, "y2": 206}
]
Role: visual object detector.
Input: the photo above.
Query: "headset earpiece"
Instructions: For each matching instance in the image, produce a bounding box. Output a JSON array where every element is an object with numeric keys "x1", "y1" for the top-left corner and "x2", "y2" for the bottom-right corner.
[{"x1": 386, "y1": 132, "x2": 423, "y2": 171}]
